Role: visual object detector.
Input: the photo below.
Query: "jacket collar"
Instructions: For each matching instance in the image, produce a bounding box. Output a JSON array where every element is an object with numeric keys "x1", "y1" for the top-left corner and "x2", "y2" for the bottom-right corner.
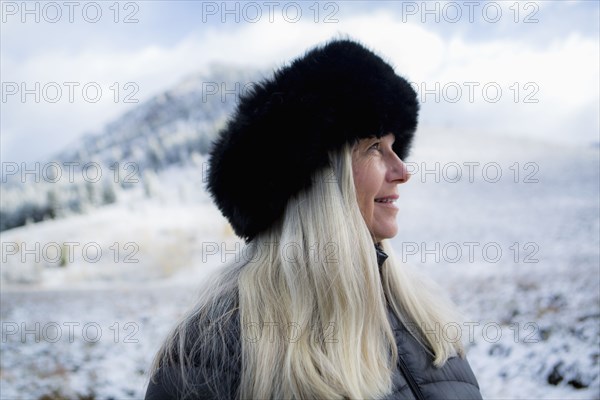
[{"x1": 375, "y1": 243, "x2": 388, "y2": 268}]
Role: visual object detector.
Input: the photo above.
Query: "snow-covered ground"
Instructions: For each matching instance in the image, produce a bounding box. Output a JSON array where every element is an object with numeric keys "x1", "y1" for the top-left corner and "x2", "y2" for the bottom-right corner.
[{"x1": 1, "y1": 130, "x2": 598, "y2": 399}]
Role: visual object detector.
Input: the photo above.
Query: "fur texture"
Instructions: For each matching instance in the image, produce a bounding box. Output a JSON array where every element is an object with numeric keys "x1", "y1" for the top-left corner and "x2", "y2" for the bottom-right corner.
[{"x1": 207, "y1": 38, "x2": 419, "y2": 241}]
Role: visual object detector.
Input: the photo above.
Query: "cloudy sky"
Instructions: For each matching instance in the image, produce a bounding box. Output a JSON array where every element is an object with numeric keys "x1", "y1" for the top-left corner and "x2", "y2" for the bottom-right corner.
[{"x1": 2, "y1": 0, "x2": 599, "y2": 163}]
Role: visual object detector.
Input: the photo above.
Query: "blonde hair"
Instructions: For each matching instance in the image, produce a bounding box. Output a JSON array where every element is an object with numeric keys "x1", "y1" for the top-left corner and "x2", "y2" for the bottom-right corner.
[{"x1": 149, "y1": 144, "x2": 464, "y2": 399}]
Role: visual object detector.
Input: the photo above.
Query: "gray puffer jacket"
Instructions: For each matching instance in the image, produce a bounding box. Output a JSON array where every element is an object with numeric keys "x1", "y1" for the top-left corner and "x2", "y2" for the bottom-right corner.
[
  {"x1": 377, "y1": 246, "x2": 482, "y2": 400},
  {"x1": 384, "y1": 305, "x2": 481, "y2": 399},
  {"x1": 146, "y1": 247, "x2": 483, "y2": 399}
]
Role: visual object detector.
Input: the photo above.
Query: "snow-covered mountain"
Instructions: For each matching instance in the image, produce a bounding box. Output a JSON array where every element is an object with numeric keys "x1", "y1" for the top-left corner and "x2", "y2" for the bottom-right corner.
[
  {"x1": 0, "y1": 64, "x2": 264, "y2": 231},
  {"x1": 54, "y1": 63, "x2": 262, "y2": 170}
]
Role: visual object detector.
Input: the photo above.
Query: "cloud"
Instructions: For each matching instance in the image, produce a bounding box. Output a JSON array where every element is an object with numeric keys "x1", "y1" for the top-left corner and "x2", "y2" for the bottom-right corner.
[{"x1": 2, "y1": 4, "x2": 598, "y2": 163}]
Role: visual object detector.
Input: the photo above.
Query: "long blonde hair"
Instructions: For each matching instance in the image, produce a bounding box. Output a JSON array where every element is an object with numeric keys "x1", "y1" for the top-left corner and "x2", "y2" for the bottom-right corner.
[{"x1": 149, "y1": 144, "x2": 464, "y2": 399}]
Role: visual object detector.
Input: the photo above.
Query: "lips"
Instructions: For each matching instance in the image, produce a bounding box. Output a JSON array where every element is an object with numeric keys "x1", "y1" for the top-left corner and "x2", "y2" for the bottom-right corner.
[{"x1": 374, "y1": 195, "x2": 399, "y2": 203}]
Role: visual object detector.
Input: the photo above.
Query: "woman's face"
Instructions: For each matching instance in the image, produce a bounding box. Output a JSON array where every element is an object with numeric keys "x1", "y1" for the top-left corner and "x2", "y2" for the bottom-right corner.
[{"x1": 352, "y1": 133, "x2": 411, "y2": 243}]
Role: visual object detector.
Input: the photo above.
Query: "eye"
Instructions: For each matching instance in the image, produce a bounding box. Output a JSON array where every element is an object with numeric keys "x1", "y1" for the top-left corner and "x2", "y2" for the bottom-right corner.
[{"x1": 368, "y1": 141, "x2": 382, "y2": 153}]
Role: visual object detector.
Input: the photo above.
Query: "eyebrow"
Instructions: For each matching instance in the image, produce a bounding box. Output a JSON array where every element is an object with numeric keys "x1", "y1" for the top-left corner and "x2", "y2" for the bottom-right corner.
[{"x1": 373, "y1": 135, "x2": 396, "y2": 146}]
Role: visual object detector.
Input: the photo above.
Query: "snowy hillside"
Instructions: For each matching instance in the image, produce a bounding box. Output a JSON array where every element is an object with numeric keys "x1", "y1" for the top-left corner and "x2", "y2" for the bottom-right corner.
[
  {"x1": 52, "y1": 64, "x2": 262, "y2": 170},
  {"x1": 0, "y1": 64, "x2": 263, "y2": 232},
  {"x1": 1, "y1": 64, "x2": 598, "y2": 399}
]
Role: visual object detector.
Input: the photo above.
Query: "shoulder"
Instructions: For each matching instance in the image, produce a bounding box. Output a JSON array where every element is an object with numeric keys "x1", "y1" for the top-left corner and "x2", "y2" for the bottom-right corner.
[{"x1": 146, "y1": 302, "x2": 242, "y2": 399}]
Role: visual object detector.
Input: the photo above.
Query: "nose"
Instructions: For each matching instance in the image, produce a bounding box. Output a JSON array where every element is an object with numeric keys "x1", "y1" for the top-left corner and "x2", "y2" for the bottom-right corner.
[{"x1": 389, "y1": 153, "x2": 411, "y2": 184}]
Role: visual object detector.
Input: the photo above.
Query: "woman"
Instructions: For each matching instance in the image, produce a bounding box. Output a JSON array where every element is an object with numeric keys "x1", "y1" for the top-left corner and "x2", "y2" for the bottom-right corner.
[{"x1": 146, "y1": 38, "x2": 482, "y2": 400}]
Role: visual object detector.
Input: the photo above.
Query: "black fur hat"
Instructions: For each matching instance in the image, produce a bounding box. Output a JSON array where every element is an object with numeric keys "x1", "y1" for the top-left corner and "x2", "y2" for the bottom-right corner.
[{"x1": 207, "y1": 38, "x2": 419, "y2": 241}]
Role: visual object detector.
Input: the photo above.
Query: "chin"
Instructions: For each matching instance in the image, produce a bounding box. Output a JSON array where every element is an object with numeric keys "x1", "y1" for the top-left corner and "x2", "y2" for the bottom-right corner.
[{"x1": 373, "y1": 226, "x2": 398, "y2": 242}]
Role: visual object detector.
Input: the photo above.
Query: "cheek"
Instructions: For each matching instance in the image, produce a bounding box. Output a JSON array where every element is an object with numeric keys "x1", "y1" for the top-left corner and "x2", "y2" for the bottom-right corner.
[
  {"x1": 354, "y1": 163, "x2": 382, "y2": 197},
  {"x1": 353, "y1": 165, "x2": 369, "y2": 199},
  {"x1": 352, "y1": 166, "x2": 377, "y2": 215}
]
